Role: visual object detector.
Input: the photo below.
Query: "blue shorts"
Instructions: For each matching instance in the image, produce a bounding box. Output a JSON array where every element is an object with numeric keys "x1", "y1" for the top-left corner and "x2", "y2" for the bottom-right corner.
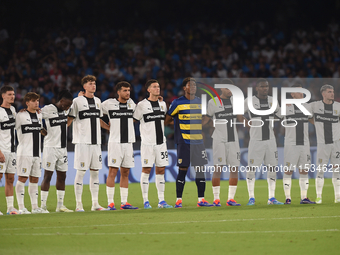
[{"x1": 176, "y1": 143, "x2": 208, "y2": 167}]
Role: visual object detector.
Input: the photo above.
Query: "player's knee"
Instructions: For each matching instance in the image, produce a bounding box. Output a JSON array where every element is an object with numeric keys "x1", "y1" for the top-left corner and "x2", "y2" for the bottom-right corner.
[
  {"x1": 29, "y1": 176, "x2": 39, "y2": 183},
  {"x1": 57, "y1": 171, "x2": 66, "y2": 182},
  {"x1": 108, "y1": 168, "x2": 118, "y2": 178},
  {"x1": 5, "y1": 174, "x2": 15, "y2": 184}
]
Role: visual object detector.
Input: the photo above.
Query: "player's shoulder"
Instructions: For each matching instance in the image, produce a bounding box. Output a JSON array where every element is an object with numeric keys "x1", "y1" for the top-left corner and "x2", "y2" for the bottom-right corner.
[
  {"x1": 102, "y1": 98, "x2": 116, "y2": 106},
  {"x1": 93, "y1": 96, "x2": 101, "y2": 104},
  {"x1": 10, "y1": 105, "x2": 16, "y2": 114},
  {"x1": 333, "y1": 100, "x2": 340, "y2": 107},
  {"x1": 127, "y1": 98, "x2": 136, "y2": 105},
  {"x1": 42, "y1": 104, "x2": 55, "y2": 111},
  {"x1": 136, "y1": 98, "x2": 148, "y2": 107}
]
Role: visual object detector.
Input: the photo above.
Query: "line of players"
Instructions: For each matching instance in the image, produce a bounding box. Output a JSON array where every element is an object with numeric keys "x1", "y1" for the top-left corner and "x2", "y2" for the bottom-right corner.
[{"x1": 1, "y1": 76, "x2": 340, "y2": 214}]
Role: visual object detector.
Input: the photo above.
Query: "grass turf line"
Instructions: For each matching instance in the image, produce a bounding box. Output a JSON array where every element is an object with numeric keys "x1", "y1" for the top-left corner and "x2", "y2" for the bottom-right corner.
[{"x1": 0, "y1": 179, "x2": 339, "y2": 255}]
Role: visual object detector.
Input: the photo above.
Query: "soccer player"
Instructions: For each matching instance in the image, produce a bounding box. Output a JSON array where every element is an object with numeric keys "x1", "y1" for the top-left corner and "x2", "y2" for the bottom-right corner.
[
  {"x1": 305, "y1": 84, "x2": 340, "y2": 204},
  {"x1": 67, "y1": 75, "x2": 108, "y2": 212},
  {"x1": 15, "y1": 92, "x2": 47, "y2": 214},
  {"x1": 0, "y1": 85, "x2": 19, "y2": 215},
  {"x1": 282, "y1": 83, "x2": 315, "y2": 204},
  {"x1": 133, "y1": 79, "x2": 172, "y2": 209},
  {"x1": 244, "y1": 78, "x2": 283, "y2": 205},
  {"x1": 165, "y1": 77, "x2": 213, "y2": 208},
  {"x1": 102, "y1": 81, "x2": 138, "y2": 210},
  {"x1": 40, "y1": 90, "x2": 74, "y2": 213},
  {"x1": 206, "y1": 79, "x2": 242, "y2": 206}
]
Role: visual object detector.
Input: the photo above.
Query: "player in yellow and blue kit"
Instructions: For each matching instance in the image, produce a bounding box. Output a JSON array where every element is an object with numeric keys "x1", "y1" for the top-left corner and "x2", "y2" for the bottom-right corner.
[{"x1": 165, "y1": 77, "x2": 213, "y2": 208}]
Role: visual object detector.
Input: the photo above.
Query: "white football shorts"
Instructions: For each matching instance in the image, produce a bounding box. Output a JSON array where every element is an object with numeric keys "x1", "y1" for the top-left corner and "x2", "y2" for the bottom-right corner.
[
  {"x1": 141, "y1": 142, "x2": 169, "y2": 168},
  {"x1": 42, "y1": 147, "x2": 68, "y2": 172},
  {"x1": 0, "y1": 152, "x2": 16, "y2": 174},
  {"x1": 17, "y1": 156, "x2": 41, "y2": 177},
  {"x1": 74, "y1": 144, "x2": 102, "y2": 170},
  {"x1": 213, "y1": 140, "x2": 240, "y2": 167},
  {"x1": 248, "y1": 139, "x2": 278, "y2": 167},
  {"x1": 108, "y1": 142, "x2": 134, "y2": 168}
]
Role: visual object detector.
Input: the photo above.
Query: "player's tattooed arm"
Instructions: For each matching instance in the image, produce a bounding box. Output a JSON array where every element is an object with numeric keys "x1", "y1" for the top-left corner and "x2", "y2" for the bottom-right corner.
[
  {"x1": 40, "y1": 128, "x2": 47, "y2": 136},
  {"x1": 237, "y1": 115, "x2": 250, "y2": 128},
  {"x1": 67, "y1": 116, "x2": 74, "y2": 127},
  {"x1": 0, "y1": 150, "x2": 5, "y2": 163},
  {"x1": 100, "y1": 119, "x2": 110, "y2": 131},
  {"x1": 164, "y1": 114, "x2": 174, "y2": 126}
]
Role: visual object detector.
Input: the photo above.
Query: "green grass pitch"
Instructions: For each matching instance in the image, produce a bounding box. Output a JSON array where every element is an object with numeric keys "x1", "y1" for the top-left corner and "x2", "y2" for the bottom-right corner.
[{"x1": 0, "y1": 179, "x2": 339, "y2": 255}]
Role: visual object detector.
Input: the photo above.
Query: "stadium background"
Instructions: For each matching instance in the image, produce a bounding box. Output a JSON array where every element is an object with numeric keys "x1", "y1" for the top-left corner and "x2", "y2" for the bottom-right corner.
[{"x1": 1, "y1": 0, "x2": 340, "y2": 181}]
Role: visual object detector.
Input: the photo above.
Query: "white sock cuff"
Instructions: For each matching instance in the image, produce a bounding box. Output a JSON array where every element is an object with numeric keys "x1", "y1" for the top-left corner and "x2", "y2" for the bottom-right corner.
[
  {"x1": 90, "y1": 170, "x2": 99, "y2": 179},
  {"x1": 56, "y1": 190, "x2": 65, "y2": 195}
]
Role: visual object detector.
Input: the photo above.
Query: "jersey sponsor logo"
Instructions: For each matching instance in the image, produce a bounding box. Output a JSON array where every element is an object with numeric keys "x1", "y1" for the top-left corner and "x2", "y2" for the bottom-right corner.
[
  {"x1": 143, "y1": 112, "x2": 165, "y2": 122},
  {"x1": 50, "y1": 117, "x2": 67, "y2": 126},
  {"x1": 216, "y1": 112, "x2": 233, "y2": 118},
  {"x1": 110, "y1": 111, "x2": 133, "y2": 117},
  {"x1": 21, "y1": 124, "x2": 41, "y2": 133},
  {"x1": 88, "y1": 104, "x2": 96, "y2": 108},
  {"x1": 315, "y1": 114, "x2": 339, "y2": 123},
  {"x1": 0, "y1": 120, "x2": 15, "y2": 129},
  {"x1": 79, "y1": 109, "x2": 100, "y2": 119}
]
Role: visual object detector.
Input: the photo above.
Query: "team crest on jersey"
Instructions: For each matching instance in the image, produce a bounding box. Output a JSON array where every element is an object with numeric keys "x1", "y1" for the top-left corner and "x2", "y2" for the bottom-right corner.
[
  {"x1": 22, "y1": 168, "x2": 27, "y2": 173},
  {"x1": 161, "y1": 105, "x2": 164, "y2": 111},
  {"x1": 112, "y1": 159, "x2": 116, "y2": 164},
  {"x1": 286, "y1": 162, "x2": 290, "y2": 167},
  {"x1": 218, "y1": 157, "x2": 222, "y2": 162},
  {"x1": 335, "y1": 110, "x2": 338, "y2": 114},
  {"x1": 0, "y1": 165, "x2": 3, "y2": 170},
  {"x1": 318, "y1": 159, "x2": 322, "y2": 164},
  {"x1": 178, "y1": 159, "x2": 182, "y2": 164},
  {"x1": 250, "y1": 159, "x2": 254, "y2": 164},
  {"x1": 128, "y1": 103, "x2": 131, "y2": 108},
  {"x1": 47, "y1": 162, "x2": 51, "y2": 167},
  {"x1": 96, "y1": 103, "x2": 99, "y2": 108},
  {"x1": 81, "y1": 162, "x2": 85, "y2": 168},
  {"x1": 144, "y1": 159, "x2": 148, "y2": 164}
]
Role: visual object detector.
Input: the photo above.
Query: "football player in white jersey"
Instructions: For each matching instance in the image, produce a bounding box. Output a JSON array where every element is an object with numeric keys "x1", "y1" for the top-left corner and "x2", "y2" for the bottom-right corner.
[
  {"x1": 102, "y1": 81, "x2": 138, "y2": 210},
  {"x1": 305, "y1": 84, "x2": 340, "y2": 204},
  {"x1": 40, "y1": 90, "x2": 74, "y2": 213},
  {"x1": 282, "y1": 84, "x2": 315, "y2": 204},
  {"x1": 244, "y1": 78, "x2": 284, "y2": 205},
  {"x1": 68, "y1": 75, "x2": 109, "y2": 212},
  {"x1": 15, "y1": 92, "x2": 46, "y2": 214},
  {"x1": 133, "y1": 79, "x2": 173, "y2": 209},
  {"x1": 0, "y1": 85, "x2": 19, "y2": 215},
  {"x1": 207, "y1": 79, "x2": 244, "y2": 206}
]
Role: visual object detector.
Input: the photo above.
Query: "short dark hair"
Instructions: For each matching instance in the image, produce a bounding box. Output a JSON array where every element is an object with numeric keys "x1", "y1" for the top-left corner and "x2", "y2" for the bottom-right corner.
[
  {"x1": 81, "y1": 75, "x2": 96, "y2": 86},
  {"x1": 145, "y1": 79, "x2": 158, "y2": 90},
  {"x1": 116, "y1": 81, "x2": 131, "y2": 92},
  {"x1": 23, "y1": 92, "x2": 40, "y2": 105},
  {"x1": 0, "y1": 85, "x2": 14, "y2": 95},
  {"x1": 292, "y1": 83, "x2": 303, "y2": 88},
  {"x1": 219, "y1": 78, "x2": 234, "y2": 85},
  {"x1": 58, "y1": 89, "x2": 73, "y2": 101},
  {"x1": 182, "y1": 77, "x2": 196, "y2": 87},
  {"x1": 256, "y1": 78, "x2": 268, "y2": 86}
]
